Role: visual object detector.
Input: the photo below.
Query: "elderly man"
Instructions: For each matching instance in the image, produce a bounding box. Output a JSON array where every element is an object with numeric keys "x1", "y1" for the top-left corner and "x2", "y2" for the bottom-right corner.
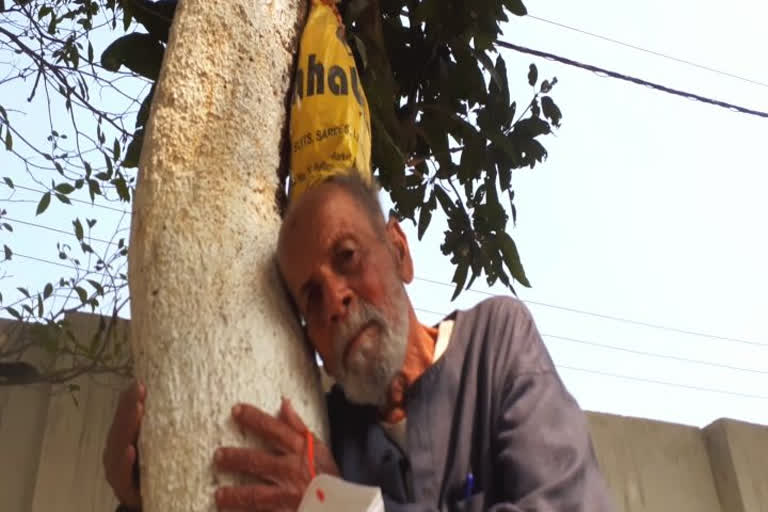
[{"x1": 104, "y1": 175, "x2": 614, "y2": 511}]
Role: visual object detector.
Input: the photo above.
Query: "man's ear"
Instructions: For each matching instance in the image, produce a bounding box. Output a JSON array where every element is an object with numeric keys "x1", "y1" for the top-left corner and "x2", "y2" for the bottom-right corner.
[{"x1": 386, "y1": 216, "x2": 414, "y2": 283}]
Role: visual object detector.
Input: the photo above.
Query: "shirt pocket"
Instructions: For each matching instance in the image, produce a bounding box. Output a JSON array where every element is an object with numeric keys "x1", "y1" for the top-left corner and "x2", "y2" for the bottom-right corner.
[{"x1": 448, "y1": 491, "x2": 486, "y2": 512}]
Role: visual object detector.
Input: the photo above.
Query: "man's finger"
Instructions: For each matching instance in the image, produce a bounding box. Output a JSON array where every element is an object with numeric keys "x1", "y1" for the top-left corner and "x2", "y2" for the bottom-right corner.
[
  {"x1": 215, "y1": 485, "x2": 300, "y2": 511},
  {"x1": 214, "y1": 447, "x2": 295, "y2": 482},
  {"x1": 113, "y1": 445, "x2": 142, "y2": 508},
  {"x1": 278, "y1": 397, "x2": 307, "y2": 435},
  {"x1": 110, "y1": 381, "x2": 145, "y2": 450},
  {"x1": 232, "y1": 404, "x2": 302, "y2": 454}
]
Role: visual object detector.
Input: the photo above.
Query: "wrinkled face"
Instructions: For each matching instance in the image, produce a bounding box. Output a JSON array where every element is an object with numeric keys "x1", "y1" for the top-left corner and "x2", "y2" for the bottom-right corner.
[{"x1": 278, "y1": 184, "x2": 413, "y2": 406}]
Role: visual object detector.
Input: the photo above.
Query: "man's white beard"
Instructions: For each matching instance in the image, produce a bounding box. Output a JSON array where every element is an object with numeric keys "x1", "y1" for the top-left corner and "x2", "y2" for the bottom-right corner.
[{"x1": 331, "y1": 284, "x2": 409, "y2": 407}]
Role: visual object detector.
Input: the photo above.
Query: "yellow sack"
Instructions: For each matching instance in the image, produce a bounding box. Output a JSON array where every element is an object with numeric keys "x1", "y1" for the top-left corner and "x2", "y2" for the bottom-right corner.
[{"x1": 289, "y1": 0, "x2": 372, "y2": 202}]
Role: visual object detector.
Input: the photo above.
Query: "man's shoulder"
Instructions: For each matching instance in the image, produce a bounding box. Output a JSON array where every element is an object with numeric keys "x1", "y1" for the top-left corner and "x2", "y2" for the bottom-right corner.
[
  {"x1": 458, "y1": 295, "x2": 532, "y2": 326},
  {"x1": 456, "y1": 295, "x2": 551, "y2": 375}
]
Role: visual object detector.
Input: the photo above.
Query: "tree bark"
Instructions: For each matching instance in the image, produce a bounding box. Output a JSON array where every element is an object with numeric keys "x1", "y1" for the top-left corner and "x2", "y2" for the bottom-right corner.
[{"x1": 128, "y1": 1, "x2": 326, "y2": 511}]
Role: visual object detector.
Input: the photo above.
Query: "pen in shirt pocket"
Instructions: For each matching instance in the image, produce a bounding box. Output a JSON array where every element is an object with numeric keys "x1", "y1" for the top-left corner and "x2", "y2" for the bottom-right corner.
[{"x1": 464, "y1": 472, "x2": 474, "y2": 499}]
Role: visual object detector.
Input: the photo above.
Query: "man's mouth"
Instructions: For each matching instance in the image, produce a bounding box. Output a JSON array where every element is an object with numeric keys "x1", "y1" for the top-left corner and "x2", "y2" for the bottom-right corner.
[{"x1": 342, "y1": 321, "x2": 378, "y2": 369}]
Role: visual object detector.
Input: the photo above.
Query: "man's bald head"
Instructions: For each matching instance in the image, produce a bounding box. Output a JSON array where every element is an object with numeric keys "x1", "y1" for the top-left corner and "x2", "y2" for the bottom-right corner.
[{"x1": 279, "y1": 174, "x2": 387, "y2": 250}]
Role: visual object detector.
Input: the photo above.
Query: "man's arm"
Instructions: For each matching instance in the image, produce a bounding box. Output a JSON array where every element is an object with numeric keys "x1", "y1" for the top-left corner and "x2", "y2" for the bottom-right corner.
[
  {"x1": 381, "y1": 299, "x2": 614, "y2": 512},
  {"x1": 487, "y1": 368, "x2": 614, "y2": 511},
  {"x1": 378, "y1": 371, "x2": 612, "y2": 512},
  {"x1": 486, "y1": 299, "x2": 614, "y2": 511}
]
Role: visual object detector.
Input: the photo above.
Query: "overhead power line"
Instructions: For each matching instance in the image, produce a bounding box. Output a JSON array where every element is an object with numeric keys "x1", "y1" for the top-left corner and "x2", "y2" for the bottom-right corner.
[
  {"x1": 1, "y1": 183, "x2": 129, "y2": 213},
  {"x1": 412, "y1": 277, "x2": 768, "y2": 347},
  {"x1": 527, "y1": 15, "x2": 768, "y2": 89},
  {"x1": 3, "y1": 217, "x2": 119, "y2": 246},
  {"x1": 495, "y1": 40, "x2": 768, "y2": 119},
  {"x1": 414, "y1": 306, "x2": 767, "y2": 375},
  {"x1": 414, "y1": 305, "x2": 767, "y2": 399},
  {"x1": 543, "y1": 333, "x2": 767, "y2": 375},
  {"x1": 10, "y1": 252, "x2": 74, "y2": 270},
  {"x1": 557, "y1": 365, "x2": 768, "y2": 400}
]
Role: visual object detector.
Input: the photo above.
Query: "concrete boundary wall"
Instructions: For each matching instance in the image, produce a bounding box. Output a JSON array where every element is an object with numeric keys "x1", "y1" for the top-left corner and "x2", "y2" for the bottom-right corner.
[{"x1": 1, "y1": 315, "x2": 766, "y2": 511}]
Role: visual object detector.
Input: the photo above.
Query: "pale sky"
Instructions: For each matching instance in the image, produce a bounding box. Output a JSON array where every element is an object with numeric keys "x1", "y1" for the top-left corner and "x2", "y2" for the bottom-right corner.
[
  {"x1": 400, "y1": 0, "x2": 768, "y2": 427},
  {"x1": 2, "y1": 0, "x2": 767, "y2": 427}
]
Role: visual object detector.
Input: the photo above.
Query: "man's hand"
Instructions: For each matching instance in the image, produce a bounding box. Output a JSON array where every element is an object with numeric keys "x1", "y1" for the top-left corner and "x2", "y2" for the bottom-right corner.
[
  {"x1": 103, "y1": 380, "x2": 145, "y2": 509},
  {"x1": 214, "y1": 398, "x2": 339, "y2": 511}
]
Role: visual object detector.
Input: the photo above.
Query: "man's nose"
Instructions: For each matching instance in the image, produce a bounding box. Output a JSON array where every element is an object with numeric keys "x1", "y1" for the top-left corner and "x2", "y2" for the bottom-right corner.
[{"x1": 325, "y1": 280, "x2": 353, "y2": 325}]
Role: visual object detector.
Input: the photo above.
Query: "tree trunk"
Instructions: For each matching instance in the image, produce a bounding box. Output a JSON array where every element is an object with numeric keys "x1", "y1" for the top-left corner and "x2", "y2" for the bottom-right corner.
[{"x1": 127, "y1": 1, "x2": 327, "y2": 511}]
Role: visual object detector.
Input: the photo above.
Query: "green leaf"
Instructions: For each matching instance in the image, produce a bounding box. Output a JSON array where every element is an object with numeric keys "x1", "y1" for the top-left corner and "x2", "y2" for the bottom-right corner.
[
  {"x1": 434, "y1": 186, "x2": 455, "y2": 214},
  {"x1": 104, "y1": 153, "x2": 114, "y2": 176},
  {"x1": 136, "y1": 87, "x2": 154, "y2": 128},
  {"x1": 75, "y1": 286, "x2": 88, "y2": 304},
  {"x1": 122, "y1": 129, "x2": 144, "y2": 168},
  {"x1": 419, "y1": 112, "x2": 450, "y2": 164},
  {"x1": 47, "y1": 15, "x2": 57, "y2": 35},
  {"x1": 488, "y1": 56, "x2": 510, "y2": 107},
  {"x1": 528, "y1": 63, "x2": 538, "y2": 87},
  {"x1": 37, "y1": 294, "x2": 43, "y2": 317},
  {"x1": 3, "y1": 244, "x2": 11, "y2": 260},
  {"x1": 38, "y1": 6, "x2": 52, "y2": 19},
  {"x1": 113, "y1": 176, "x2": 131, "y2": 202},
  {"x1": 1, "y1": 223, "x2": 12, "y2": 232},
  {"x1": 73, "y1": 218, "x2": 84, "y2": 241},
  {"x1": 54, "y1": 183, "x2": 74, "y2": 194},
  {"x1": 459, "y1": 137, "x2": 485, "y2": 184},
  {"x1": 88, "y1": 41, "x2": 94, "y2": 63},
  {"x1": 43, "y1": 283, "x2": 53, "y2": 299},
  {"x1": 86, "y1": 279, "x2": 104, "y2": 295},
  {"x1": 503, "y1": 0, "x2": 528, "y2": 16},
  {"x1": 112, "y1": 138, "x2": 120, "y2": 160},
  {"x1": 541, "y1": 96, "x2": 562, "y2": 127},
  {"x1": 3, "y1": 176, "x2": 13, "y2": 189},
  {"x1": 123, "y1": 8, "x2": 133, "y2": 31},
  {"x1": 452, "y1": 46, "x2": 487, "y2": 106},
  {"x1": 55, "y1": 193, "x2": 71, "y2": 204},
  {"x1": 417, "y1": 204, "x2": 432, "y2": 241},
  {"x1": 70, "y1": 46, "x2": 79, "y2": 69},
  {"x1": 17, "y1": 287, "x2": 30, "y2": 298},
  {"x1": 498, "y1": 231, "x2": 530, "y2": 287},
  {"x1": 88, "y1": 179, "x2": 101, "y2": 202},
  {"x1": 0, "y1": 105, "x2": 7, "y2": 121},
  {"x1": 450, "y1": 262, "x2": 469, "y2": 301},
  {"x1": 473, "y1": 50, "x2": 505, "y2": 94},
  {"x1": 36, "y1": 192, "x2": 51, "y2": 215},
  {"x1": 5, "y1": 129, "x2": 12, "y2": 151},
  {"x1": 514, "y1": 117, "x2": 551, "y2": 138},
  {"x1": 6, "y1": 306, "x2": 21, "y2": 320}
]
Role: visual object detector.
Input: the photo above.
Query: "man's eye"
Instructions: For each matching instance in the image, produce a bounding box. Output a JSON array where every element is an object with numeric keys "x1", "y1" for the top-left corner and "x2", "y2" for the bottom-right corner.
[
  {"x1": 337, "y1": 248, "x2": 357, "y2": 267},
  {"x1": 341, "y1": 249, "x2": 355, "y2": 261}
]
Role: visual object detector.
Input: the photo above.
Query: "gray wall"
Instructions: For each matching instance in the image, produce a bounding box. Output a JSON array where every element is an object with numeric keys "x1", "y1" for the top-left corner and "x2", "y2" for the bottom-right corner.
[{"x1": 2, "y1": 315, "x2": 767, "y2": 511}]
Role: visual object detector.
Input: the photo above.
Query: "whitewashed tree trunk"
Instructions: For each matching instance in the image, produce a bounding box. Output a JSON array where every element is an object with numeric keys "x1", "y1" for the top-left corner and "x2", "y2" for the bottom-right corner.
[{"x1": 127, "y1": 1, "x2": 328, "y2": 511}]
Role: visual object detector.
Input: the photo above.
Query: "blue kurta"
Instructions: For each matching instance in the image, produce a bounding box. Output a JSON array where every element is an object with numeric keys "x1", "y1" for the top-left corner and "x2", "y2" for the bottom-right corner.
[{"x1": 327, "y1": 297, "x2": 614, "y2": 511}]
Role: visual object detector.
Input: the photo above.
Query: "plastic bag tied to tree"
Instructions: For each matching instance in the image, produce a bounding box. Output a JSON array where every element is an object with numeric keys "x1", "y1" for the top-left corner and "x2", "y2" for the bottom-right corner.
[{"x1": 289, "y1": 0, "x2": 372, "y2": 202}]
